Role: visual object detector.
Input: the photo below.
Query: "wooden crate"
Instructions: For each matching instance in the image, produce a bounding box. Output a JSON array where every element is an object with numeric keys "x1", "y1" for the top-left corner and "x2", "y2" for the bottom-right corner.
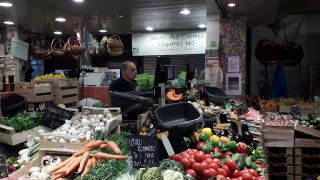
[
  {"x1": 10, "y1": 148, "x2": 74, "y2": 177},
  {"x1": 40, "y1": 106, "x2": 121, "y2": 148},
  {"x1": 295, "y1": 139, "x2": 320, "y2": 179},
  {"x1": 0, "y1": 125, "x2": 51, "y2": 146},
  {"x1": 262, "y1": 124, "x2": 295, "y2": 147},
  {"x1": 33, "y1": 78, "x2": 78, "y2": 104},
  {"x1": 15, "y1": 82, "x2": 53, "y2": 102}
]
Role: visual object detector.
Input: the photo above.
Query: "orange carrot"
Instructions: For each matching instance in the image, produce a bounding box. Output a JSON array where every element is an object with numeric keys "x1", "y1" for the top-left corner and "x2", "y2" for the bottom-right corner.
[
  {"x1": 78, "y1": 152, "x2": 90, "y2": 173},
  {"x1": 99, "y1": 143, "x2": 109, "y2": 149},
  {"x1": 85, "y1": 140, "x2": 104, "y2": 149},
  {"x1": 107, "y1": 141, "x2": 121, "y2": 154},
  {"x1": 74, "y1": 146, "x2": 91, "y2": 157},
  {"x1": 52, "y1": 173, "x2": 64, "y2": 180},
  {"x1": 53, "y1": 156, "x2": 76, "y2": 174},
  {"x1": 48, "y1": 157, "x2": 74, "y2": 174},
  {"x1": 93, "y1": 152, "x2": 128, "y2": 160},
  {"x1": 66, "y1": 156, "x2": 82, "y2": 175},
  {"x1": 81, "y1": 158, "x2": 93, "y2": 177},
  {"x1": 91, "y1": 157, "x2": 97, "y2": 167}
]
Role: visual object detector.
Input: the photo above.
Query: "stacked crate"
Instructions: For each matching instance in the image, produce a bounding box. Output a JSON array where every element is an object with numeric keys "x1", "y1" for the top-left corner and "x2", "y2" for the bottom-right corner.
[
  {"x1": 261, "y1": 123, "x2": 295, "y2": 180},
  {"x1": 34, "y1": 78, "x2": 78, "y2": 105}
]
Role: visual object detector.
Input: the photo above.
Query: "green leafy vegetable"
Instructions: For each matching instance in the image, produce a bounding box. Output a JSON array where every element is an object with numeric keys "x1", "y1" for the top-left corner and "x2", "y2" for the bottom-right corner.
[
  {"x1": 159, "y1": 159, "x2": 184, "y2": 173},
  {"x1": 0, "y1": 112, "x2": 44, "y2": 133}
]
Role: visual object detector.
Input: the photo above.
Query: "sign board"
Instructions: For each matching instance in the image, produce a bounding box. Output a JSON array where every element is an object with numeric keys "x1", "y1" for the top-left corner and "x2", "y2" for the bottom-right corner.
[
  {"x1": 41, "y1": 102, "x2": 73, "y2": 129},
  {"x1": 132, "y1": 30, "x2": 206, "y2": 56},
  {"x1": 0, "y1": 154, "x2": 8, "y2": 178},
  {"x1": 129, "y1": 135, "x2": 159, "y2": 169},
  {"x1": 235, "y1": 103, "x2": 249, "y2": 116},
  {"x1": 290, "y1": 106, "x2": 301, "y2": 116},
  {"x1": 11, "y1": 37, "x2": 29, "y2": 61}
]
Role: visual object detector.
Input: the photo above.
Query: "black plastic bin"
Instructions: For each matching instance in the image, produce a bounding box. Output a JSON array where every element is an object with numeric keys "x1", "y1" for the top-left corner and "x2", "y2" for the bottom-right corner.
[
  {"x1": 154, "y1": 102, "x2": 203, "y2": 134},
  {"x1": 1, "y1": 94, "x2": 27, "y2": 117},
  {"x1": 109, "y1": 91, "x2": 154, "y2": 120},
  {"x1": 203, "y1": 86, "x2": 227, "y2": 105}
]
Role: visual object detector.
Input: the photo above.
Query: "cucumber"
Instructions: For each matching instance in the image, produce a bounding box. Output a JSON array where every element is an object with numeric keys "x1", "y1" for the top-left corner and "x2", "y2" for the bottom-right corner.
[
  {"x1": 250, "y1": 162, "x2": 259, "y2": 169},
  {"x1": 222, "y1": 158, "x2": 226, "y2": 166},
  {"x1": 236, "y1": 155, "x2": 245, "y2": 169},
  {"x1": 232, "y1": 153, "x2": 240, "y2": 162},
  {"x1": 213, "y1": 153, "x2": 222, "y2": 158},
  {"x1": 245, "y1": 156, "x2": 253, "y2": 167}
]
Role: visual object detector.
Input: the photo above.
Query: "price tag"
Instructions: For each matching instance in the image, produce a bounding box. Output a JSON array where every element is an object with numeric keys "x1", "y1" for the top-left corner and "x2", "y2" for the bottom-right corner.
[
  {"x1": 129, "y1": 135, "x2": 159, "y2": 169},
  {"x1": 41, "y1": 102, "x2": 73, "y2": 129}
]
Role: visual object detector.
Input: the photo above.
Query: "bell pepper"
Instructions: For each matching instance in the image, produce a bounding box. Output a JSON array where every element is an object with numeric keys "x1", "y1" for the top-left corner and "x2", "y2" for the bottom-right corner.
[
  {"x1": 193, "y1": 131, "x2": 200, "y2": 142},
  {"x1": 201, "y1": 143, "x2": 213, "y2": 154},
  {"x1": 222, "y1": 151, "x2": 234, "y2": 158},
  {"x1": 221, "y1": 143, "x2": 231, "y2": 153},
  {"x1": 216, "y1": 141, "x2": 223, "y2": 148},
  {"x1": 213, "y1": 147, "x2": 221, "y2": 154},
  {"x1": 237, "y1": 142, "x2": 248, "y2": 153},
  {"x1": 184, "y1": 137, "x2": 191, "y2": 148},
  {"x1": 199, "y1": 132, "x2": 208, "y2": 142},
  {"x1": 255, "y1": 160, "x2": 265, "y2": 168},
  {"x1": 228, "y1": 141, "x2": 238, "y2": 151}
]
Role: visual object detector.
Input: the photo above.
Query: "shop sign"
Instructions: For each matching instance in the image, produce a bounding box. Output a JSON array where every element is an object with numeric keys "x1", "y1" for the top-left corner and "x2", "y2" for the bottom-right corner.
[
  {"x1": 132, "y1": 30, "x2": 206, "y2": 56},
  {"x1": 41, "y1": 102, "x2": 73, "y2": 130},
  {"x1": 11, "y1": 37, "x2": 29, "y2": 61},
  {"x1": 129, "y1": 135, "x2": 159, "y2": 169}
]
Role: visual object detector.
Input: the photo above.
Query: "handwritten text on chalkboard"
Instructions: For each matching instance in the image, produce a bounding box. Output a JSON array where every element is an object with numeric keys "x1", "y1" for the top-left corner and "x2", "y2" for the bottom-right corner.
[{"x1": 129, "y1": 135, "x2": 159, "y2": 169}]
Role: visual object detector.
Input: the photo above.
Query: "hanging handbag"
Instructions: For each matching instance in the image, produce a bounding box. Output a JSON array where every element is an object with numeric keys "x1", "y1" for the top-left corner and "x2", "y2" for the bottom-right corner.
[
  {"x1": 63, "y1": 36, "x2": 85, "y2": 55},
  {"x1": 106, "y1": 35, "x2": 124, "y2": 56},
  {"x1": 51, "y1": 38, "x2": 65, "y2": 56}
]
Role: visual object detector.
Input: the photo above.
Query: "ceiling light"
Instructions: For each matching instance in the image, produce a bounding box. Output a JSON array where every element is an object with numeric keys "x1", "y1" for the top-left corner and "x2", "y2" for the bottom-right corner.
[
  {"x1": 0, "y1": 2, "x2": 13, "y2": 7},
  {"x1": 3, "y1": 21, "x2": 14, "y2": 25},
  {"x1": 145, "y1": 27, "x2": 154, "y2": 31},
  {"x1": 73, "y1": 0, "x2": 84, "y2": 3},
  {"x1": 55, "y1": 17, "x2": 66, "y2": 22},
  {"x1": 179, "y1": 9, "x2": 191, "y2": 15},
  {"x1": 99, "y1": 29, "x2": 107, "y2": 33},
  {"x1": 198, "y1": 24, "x2": 206, "y2": 29},
  {"x1": 116, "y1": 15, "x2": 124, "y2": 18},
  {"x1": 54, "y1": 31, "x2": 62, "y2": 35},
  {"x1": 228, "y1": 2, "x2": 236, "y2": 7}
]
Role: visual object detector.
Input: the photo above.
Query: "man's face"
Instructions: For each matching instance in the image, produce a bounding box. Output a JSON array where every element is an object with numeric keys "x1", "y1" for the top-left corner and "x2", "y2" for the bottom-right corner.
[{"x1": 123, "y1": 63, "x2": 137, "y2": 82}]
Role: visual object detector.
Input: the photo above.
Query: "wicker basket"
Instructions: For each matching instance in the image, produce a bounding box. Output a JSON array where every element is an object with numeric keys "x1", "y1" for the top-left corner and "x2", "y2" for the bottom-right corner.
[
  {"x1": 107, "y1": 35, "x2": 124, "y2": 56},
  {"x1": 29, "y1": 37, "x2": 51, "y2": 59},
  {"x1": 51, "y1": 38, "x2": 65, "y2": 56},
  {"x1": 63, "y1": 36, "x2": 85, "y2": 56}
]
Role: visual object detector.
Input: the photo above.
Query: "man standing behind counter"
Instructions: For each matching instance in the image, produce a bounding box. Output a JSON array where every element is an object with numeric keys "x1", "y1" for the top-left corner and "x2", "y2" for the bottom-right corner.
[{"x1": 110, "y1": 61, "x2": 137, "y2": 92}]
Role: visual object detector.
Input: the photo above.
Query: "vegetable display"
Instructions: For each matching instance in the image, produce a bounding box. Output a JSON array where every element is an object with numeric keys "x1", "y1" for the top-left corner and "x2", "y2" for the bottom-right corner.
[
  {"x1": 296, "y1": 114, "x2": 320, "y2": 129},
  {"x1": 0, "y1": 112, "x2": 44, "y2": 133},
  {"x1": 263, "y1": 112, "x2": 294, "y2": 126}
]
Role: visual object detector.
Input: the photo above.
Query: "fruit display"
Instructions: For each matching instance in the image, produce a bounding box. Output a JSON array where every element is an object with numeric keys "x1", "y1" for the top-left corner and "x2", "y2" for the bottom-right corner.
[
  {"x1": 263, "y1": 112, "x2": 294, "y2": 126},
  {"x1": 34, "y1": 72, "x2": 66, "y2": 81},
  {"x1": 178, "y1": 127, "x2": 266, "y2": 179},
  {"x1": 296, "y1": 114, "x2": 320, "y2": 130}
]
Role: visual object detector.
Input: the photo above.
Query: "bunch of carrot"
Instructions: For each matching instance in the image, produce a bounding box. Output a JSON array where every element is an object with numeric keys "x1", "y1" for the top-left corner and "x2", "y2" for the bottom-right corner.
[{"x1": 48, "y1": 140, "x2": 129, "y2": 180}]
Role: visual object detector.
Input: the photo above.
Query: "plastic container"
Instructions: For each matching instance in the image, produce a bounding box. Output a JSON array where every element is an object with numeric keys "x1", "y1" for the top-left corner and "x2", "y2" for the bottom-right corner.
[
  {"x1": 1, "y1": 94, "x2": 27, "y2": 117},
  {"x1": 203, "y1": 86, "x2": 227, "y2": 105},
  {"x1": 154, "y1": 102, "x2": 203, "y2": 134},
  {"x1": 109, "y1": 91, "x2": 153, "y2": 120}
]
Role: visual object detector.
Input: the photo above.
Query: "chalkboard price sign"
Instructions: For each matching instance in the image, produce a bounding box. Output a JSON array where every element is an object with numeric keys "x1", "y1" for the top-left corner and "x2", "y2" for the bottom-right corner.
[
  {"x1": 129, "y1": 135, "x2": 159, "y2": 169},
  {"x1": 290, "y1": 106, "x2": 301, "y2": 116},
  {"x1": 41, "y1": 102, "x2": 73, "y2": 129},
  {"x1": 0, "y1": 154, "x2": 8, "y2": 178},
  {"x1": 235, "y1": 103, "x2": 249, "y2": 116}
]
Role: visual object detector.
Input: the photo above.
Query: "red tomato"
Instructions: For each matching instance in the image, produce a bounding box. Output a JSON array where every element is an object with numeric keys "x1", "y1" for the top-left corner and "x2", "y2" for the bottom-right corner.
[
  {"x1": 212, "y1": 158, "x2": 222, "y2": 167},
  {"x1": 207, "y1": 162, "x2": 218, "y2": 170},
  {"x1": 181, "y1": 152, "x2": 191, "y2": 158},
  {"x1": 205, "y1": 154, "x2": 212, "y2": 159},
  {"x1": 237, "y1": 142, "x2": 248, "y2": 153},
  {"x1": 192, "y1": 162, "x2": 202, "y2": 174},
  {"x1": 173, "y1": 154, "x2": 182, "y2": 162},
  {"x1": 258, "y1": 176, "x2": 266, "y2": 180},
  {"x1": 188, "y1": 158, "x2": 196, "y2": 166},
  {"x1": 240, "y1": 170, "x2": 250, "y2": 177},
  {"x1": 194, "y1": 151, "x2": 206, "y2": 163},
  {"x1": 189, "y1": 154, "x2": 195, "y2": 159},
  {"x1": 232, "y1": 169, "x2": 241, "y2": 178},
  {"x1": 242, "y1": 172, "x2": 253, "y2": 180},
  {"x1": 205, "y1": 158, "x2": 213, "y2": 164},
  {"x1": 180, "y1": 158, "x2": 192, "y2": 170},
  {"x1": 226, "y1": 177, "x2": 232, "y2": 180},
  {"x1": 214, "y1": 147, "x2": 221, "y2": 153},
  {"x1": 191, "y1": 149, "x2": 198, "y2": 153},
  {"x1": 222, "y1": 151, "x2": 234, "y2": 158},
  {"x1": 252, "y1": 176, "x2": 258, "y2": 180},
  {"x1": 216, "y1": 175, "x2": 226, "y2": 180},
  {"x1": 226, "y1": 159, "x2": 237, "y2": 170},
  {"x1": 217, "y1": 168, "x2": 227, "y2": 177},
  {"x1": 222, "y1": 165, "x2": 231, "y2": 177},
  {"x1": 186, "y1": 169, "x2": 197, "y2": 177},
  {"x1": 197, "y1": 142, "x2": 205, "y2": 150},
  {"x1": 238, "y1": 177, "x2": 243, "y2": 180},
  {"x1": 200, "y1": 161, "x2": 208, "y2": 172},
  {"x1": 248, "y1": 169, "x2": 258, "y2": 177},
  {"x1": 203, "y1": 168, "x2": 217, "y2": 178}
]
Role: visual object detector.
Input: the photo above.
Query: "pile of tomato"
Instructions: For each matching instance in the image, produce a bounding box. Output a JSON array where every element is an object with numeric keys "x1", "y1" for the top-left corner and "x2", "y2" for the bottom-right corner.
[{"x1": 170, "y1": 149, "x2": 266, "y2": 180}]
